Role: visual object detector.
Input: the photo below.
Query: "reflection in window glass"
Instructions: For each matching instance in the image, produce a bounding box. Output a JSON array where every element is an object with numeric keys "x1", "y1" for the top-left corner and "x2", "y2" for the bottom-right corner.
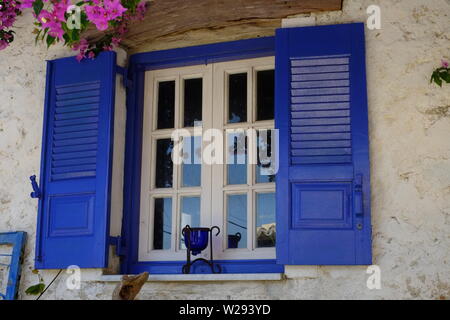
[
  {"x1": 227, "y1": 194, "x2": 247, "y2": 249},
  {"x1": 256, "y1": 70, "x2": 275, "y2": 121},
  {"x1": 182, "y1": 136, "x2": 202, "y2": 187},
  {"x1": 183, "y1": 78, "x2": 203, "y2": 127},
  {"x1": 153, "y1": 198, "x2": 172, "y2": 250},
  {"x1": 155, "y1": 139, "x2": 173, "y2": 188},
  {"x1": 180, "y1": 196, "x2": 201, "y2": 249},
  {"x1": 157, "y1": 81, "x2": 175, "y2": 129},
  {"x1": 228, "y1": 73, "x2": 247, "y2": 123},
  {"x1": 227, "y1": 131, "x2": 247, "y2": 185},
  {"x1": 256, "y1": 193, "x2": 276, "y2": 248},
  {"x1": 256, "y1": 129, "x2": 275, "y2": 183}
]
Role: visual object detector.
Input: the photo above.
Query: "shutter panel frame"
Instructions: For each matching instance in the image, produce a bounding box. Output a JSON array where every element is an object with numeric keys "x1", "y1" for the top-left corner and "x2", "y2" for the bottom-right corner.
[
  {"x1": 275, "y1": 23, "x2": 372, "y2": 265},
  {"x1": 35, "y1": 51, "x2": 117, "y2": 269}
]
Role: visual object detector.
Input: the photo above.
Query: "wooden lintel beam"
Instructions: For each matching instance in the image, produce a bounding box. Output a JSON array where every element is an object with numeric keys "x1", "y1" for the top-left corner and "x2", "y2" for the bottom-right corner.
[{"x1": 116, "y1": 0, "x2": 342, "y2": 50}]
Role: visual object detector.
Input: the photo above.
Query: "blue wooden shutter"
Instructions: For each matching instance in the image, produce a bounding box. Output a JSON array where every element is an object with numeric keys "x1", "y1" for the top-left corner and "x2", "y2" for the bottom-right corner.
[
  {"x1": 275, "y1": 23, "x2": 372, "y2": 265},
  {"x1": 35, "y1": 52, "x2": 117, "y2": 269}
]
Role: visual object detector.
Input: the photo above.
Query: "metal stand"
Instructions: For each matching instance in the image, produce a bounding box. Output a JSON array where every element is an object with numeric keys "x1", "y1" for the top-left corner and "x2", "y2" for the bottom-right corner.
[{"x1": 182, "y1": 225, "x2": 222, "y2": 274}]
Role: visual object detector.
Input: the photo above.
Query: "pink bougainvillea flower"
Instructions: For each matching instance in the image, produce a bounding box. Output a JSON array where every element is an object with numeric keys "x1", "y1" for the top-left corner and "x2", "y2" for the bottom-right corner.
[
  {"x1": 37, "y1": 10, "x2": 53, "y2": 27},
  {"x1": 48, "y1": 25, "x2": 64, "y2": 40},
  {"x1": 37, "y1": 9, "x2": 64, "y2": 40},
  {"x1": 72, "y1": 38, "x2": 89, "y2": 52},
  {"x1": 0, "y1": 39, "x2": 9, "y2": 50},
  {"x1": 111, "y1": 36, "x2": 121, "y2": 46},
  {"x1": 135, "y1": 1, "x2": 148, "y2": 20},
  {"x1": 19, "y1": 0, "x2": 35, "y2": 9},
  {"x1": 442, "y1": 60, "x2": 449, "y2": 68},
  {"x1": 1, "y1": 6, "x2": 18, "y2": 28},
  {"x1": 104, "y1": 0, "x2": 127, "y2": 20},
  {"x1": 88, "y1": 51, "x2": 95, "y2": 59},
  {"x1": 0, "y1": 0, "x2": 21, "y2": 50},
  {"x1": 76, "y1": 51, "x2": 86, "y2": 62},
  {"x1": 52, "y1": 0, "x2": 69, "y2": 21},
  {"x1": 85, "y1": 5, "x2": 109, "y2": 31},
  {"x1": 116, "y1": 23, "x2": 127, "y2": 36}
]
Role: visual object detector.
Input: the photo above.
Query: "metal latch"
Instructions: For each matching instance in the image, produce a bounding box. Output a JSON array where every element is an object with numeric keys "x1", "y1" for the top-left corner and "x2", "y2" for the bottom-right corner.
[
  {"x1": 29, "y1": 175, "x2": 42, "y2": 199},
  {"x1": 354, "y1": 174, "x2": 364, "y2": 217}
]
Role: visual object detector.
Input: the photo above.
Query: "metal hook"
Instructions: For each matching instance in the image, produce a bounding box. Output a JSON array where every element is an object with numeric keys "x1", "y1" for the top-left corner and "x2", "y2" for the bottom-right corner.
[{"x1": 211, "y1": 226, "x2": 220, "y2": 236}]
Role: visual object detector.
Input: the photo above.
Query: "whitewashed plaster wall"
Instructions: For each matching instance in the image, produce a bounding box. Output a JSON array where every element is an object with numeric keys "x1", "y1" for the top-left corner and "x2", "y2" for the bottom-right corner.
[{"x1": 0, "y1": 0, "x2": 449, "y2": 300}]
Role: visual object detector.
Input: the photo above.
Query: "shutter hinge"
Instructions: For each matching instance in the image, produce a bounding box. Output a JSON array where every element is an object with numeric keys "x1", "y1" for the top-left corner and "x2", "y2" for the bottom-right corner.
[
  {"x1": 116, "y1": 66, "x2": 132, "y2": 89},
  {"x1": 109, "y1": 236, "x2": 126, "y2": 257}
]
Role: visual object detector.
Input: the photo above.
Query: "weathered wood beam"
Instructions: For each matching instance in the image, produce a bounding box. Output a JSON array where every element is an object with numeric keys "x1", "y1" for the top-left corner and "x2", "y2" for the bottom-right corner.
[{"x1": 102, "y1": 0, "x2": 342, "y2": 52}]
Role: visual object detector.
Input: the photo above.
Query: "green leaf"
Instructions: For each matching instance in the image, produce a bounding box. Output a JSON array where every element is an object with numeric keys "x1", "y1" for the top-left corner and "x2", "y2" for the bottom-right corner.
[
  {"x1": 435, "y1": 75, "x2": 443, "y2": 87},
  {"x1": 33, "y1": 0, "x2": 44, "y2": 17},
  {"x1": 72, "y1": 29, "x2": 80, "y2": 42},
  {"x1": 25, "y1": 283, "x2": 46, "y2": 295},
  {"x1": 63, "y1": 33, "x2": 71, "y2": 44},
  {"x1": 34, "y1": 30, "x2": 42, "y2": 45},
  {"x1": 41, "y1": 28, "x2": 49, "y2": 42},
  {"x1": 439, "y1": 71, "x2": 450, "y2": 83},
  {"x1": 46, "y1": 35, "x2": 56, "y2": 48}
]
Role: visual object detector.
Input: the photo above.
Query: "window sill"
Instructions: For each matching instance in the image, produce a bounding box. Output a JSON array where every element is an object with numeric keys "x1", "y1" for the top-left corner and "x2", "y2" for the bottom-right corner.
[{"x1": 99, "y1": 273, "x2": 285, "y2": 282}]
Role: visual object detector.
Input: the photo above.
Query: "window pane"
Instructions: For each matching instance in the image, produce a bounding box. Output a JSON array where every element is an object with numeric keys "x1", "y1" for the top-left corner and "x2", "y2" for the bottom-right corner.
[
  {"x1": 157, "y1": 81, "x2": 175, "y2": 129},
  {"x1": 227, "y1": 131, "x2": 247, "y2": 185},
  {"x1": 256, "y1": 129, "x2": 275, "y2": 183},
  {"x1": 227, "y1": 194, "x2": 247, "y2": 249},
  {"x1": 256, "y1": 70, "x2": 275, "y2": 121},
  {"x1": 180, "y1": 196, "x2": 201, "y2": 249},
  {"x1": 153, "y1": 198, "x2": 172, "y2": 250},
  {"x1": 228, "y1": 73, "x2": 247, "y2": 123},
  {"x1": 155, "y1": 139, "x2": 173, "y2": 188},
  {"x1": 182, "y1": 136, "x2": 201, "y2": 187},
  {"x1": 256, "y1": 193, "x2": 276, "y2": 248},
  {"x1": 183, "y1": 78, "x2": 202, "y2": 127}
]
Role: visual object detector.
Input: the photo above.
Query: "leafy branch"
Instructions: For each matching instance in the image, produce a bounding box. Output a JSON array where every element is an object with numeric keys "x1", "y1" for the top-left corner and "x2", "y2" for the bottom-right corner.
[{"x1": 430, "y1": 60, "x2": 450, "y2": 87}]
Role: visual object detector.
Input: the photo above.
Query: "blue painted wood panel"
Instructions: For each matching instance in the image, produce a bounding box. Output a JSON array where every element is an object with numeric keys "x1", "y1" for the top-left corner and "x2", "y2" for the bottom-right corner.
[
  {"x1": 35, "y1": 52, "x2": 117, "y2": 269},
  {"x1": 275, "y1": 23, "x2": 372, "y2": 265},
  {"x1": 0, "y1": 232, "x2": 27, "y2": 300}
]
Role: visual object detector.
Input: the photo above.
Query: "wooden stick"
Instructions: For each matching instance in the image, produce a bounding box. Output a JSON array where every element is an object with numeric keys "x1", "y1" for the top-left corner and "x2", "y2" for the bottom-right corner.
[{"x1": 112, "y1": 272, "x2": 149, "y2": 300}]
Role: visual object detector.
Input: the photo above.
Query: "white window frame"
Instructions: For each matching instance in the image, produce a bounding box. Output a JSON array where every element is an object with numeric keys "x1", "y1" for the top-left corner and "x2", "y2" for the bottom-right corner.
[
  {"x1": 139, "y1": 65, "x2": 213, "y2": 261},
  {"x1": 211, "y1": 57, "x2": 276, "y2": 260},
  {"x1": 139, "y1": 57, "x2": 275, "y2": 262}
]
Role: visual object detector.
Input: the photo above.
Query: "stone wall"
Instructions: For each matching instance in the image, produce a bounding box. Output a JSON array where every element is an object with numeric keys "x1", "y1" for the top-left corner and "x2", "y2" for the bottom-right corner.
[{"x1": 0, "y1": 0, "x2": 449, "y2": 300}]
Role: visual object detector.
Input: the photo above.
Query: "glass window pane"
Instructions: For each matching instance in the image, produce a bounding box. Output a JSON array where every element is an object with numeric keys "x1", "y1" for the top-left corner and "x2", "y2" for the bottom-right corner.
[
  {"x1": 183, "y1": 78, "x2": 202, "y2": 127},
  {"x1": 256, "y1": 129, "x2": 275, "y2": 183},
  {"x1": 228, "y1": 73, "x2": 247, "y2": 123},
  {"x1": 153, "y1": 198, "x2": 172, "y2": 250},
  {"x1": 227, "y1": 194, "x2": 247, "y2": 249},
  {"x1": 227, "y1": 131, "x2": 247, "y2": 185},
  {"x1": 256, "y1": 193, "x2": 276, "y2": 248},
  {"x1": 157, "y1": 80, "x2": 175, "y2": 129},
  {"x1": 182, "y1": 136, "x2": 201, "y2": 187},
  {"x1": 180, "y1": 196, "x2": 201, "y2": 249},
  {"x1": 256, "y1": 70, "x2": 275, "y2": 121},
  {"x1": 155, "y1": 139, "x2": 173, "y2": 188}
]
